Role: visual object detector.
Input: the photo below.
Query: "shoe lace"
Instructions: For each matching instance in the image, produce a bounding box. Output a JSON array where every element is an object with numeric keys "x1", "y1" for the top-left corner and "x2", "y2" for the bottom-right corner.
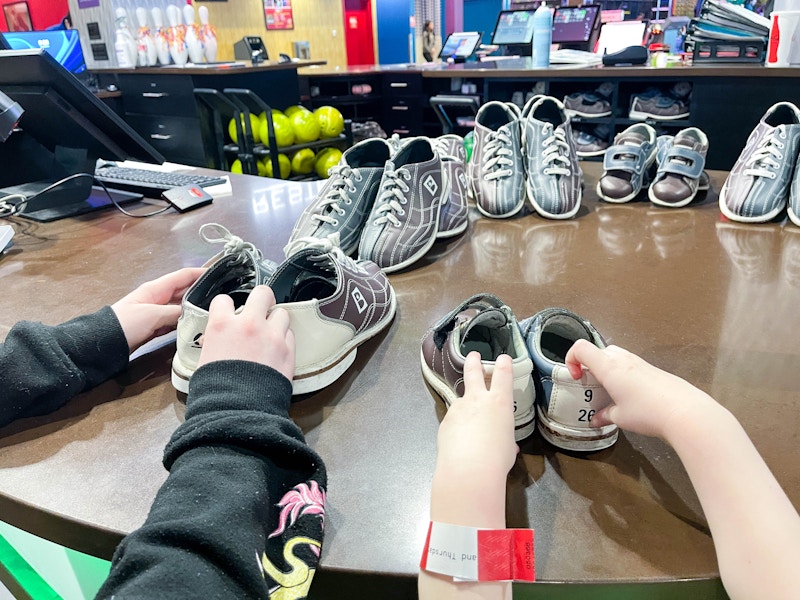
[
  {"x1": 199, "y1": 223, "x2": 262, "y2": 265},
  {"x1": 311, "y1": 165, "x2": 362, "y2": 227},
  {"x1": 541, "y1": 125, "x2": 572, "y2": 176},
  {"x1": 743, "y1": 129, "x2": 785, "y2": 180},
  {"x1": 283, "y1": 232, "x2": 363, "y2": 273},
  {"x1": 387, "y1": 133, "x2": 403, "y2": 154},
  {"x1": 372, "y1": 164, "x2": 411, "y2": 227},
  {"x1": 431, "y1": 137, "x2": 458, "y2": 161},
  {"x1": 481, "y1": 127, "x2": 514, "y2": 181}
]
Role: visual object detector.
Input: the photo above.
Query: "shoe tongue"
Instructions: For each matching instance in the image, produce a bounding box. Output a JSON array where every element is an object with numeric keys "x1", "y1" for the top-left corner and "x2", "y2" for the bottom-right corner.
[
  {"x1": 460, "y1": 308, "x2": 508, "y2": 340},
  {"x1": 616, "y1": 131, "x2": 646, "y2": 146}
]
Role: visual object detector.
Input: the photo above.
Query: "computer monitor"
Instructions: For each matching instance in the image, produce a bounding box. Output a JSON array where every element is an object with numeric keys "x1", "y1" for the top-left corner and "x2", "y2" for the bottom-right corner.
[
  {"x1": 438, "y1": 32, "x2": 482, "y2": 61},
  {"x1": 491, "y1": 10, "x2": 536, "y2": 45},
  {"x1": 596, "y1": 21, "x2": 647, "y2": 55},
  {"x1": 552, "y1": 5, "x2": 601, "y2": 50},
  {"x1": 1, "y1": 30, "x2": 86, "y2": 74},
  {"x1": 0, "y1": 49, "x2": 163, "y2": 221}
]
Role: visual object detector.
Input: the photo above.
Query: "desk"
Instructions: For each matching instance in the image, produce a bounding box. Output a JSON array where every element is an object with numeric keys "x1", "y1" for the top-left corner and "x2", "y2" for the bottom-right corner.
[
  {"x1": 93, "y1": 61, "x2": 326, "y2": 167},
  {"x1": 0, "y1": 164, "x2": 797, "y2": 598}
]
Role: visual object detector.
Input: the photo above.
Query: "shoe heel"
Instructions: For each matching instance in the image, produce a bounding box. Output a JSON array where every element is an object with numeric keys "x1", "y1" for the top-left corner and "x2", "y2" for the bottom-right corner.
[
  {"x1": 292, "y1": 348, "x2": 357, "y2": 395},
  {"x1": 536, "y1": 407, "x2": 618, "y2": 452},
  {"x1": 171, "y1": 355, "x2": 194, "y2": 394}
]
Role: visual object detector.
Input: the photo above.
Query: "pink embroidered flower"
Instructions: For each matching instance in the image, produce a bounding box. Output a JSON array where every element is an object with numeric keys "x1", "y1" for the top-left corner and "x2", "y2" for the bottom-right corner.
[{"x1": 269, "y1": 481, "x2": 326, "y2": 539}]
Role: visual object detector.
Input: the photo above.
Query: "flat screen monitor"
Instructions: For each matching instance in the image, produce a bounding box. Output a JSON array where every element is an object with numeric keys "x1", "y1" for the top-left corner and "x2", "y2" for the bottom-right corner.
[
  {"x1": 552, "y1": 5, "x2": 601, "y2": 45},
  {"x1": 596, "y1": 21, "x2": 647, "y2": 55},
  {"x1": 1, "y1": 30, "x2": 86, "y2": 74},
  {"x1": 0, "y1": 49, "x2": 164, "y2": 220},
  {"x1": 439, "y1": 31, "x2": 482, "y2": 60},
  {"x1": 490, "y1": 10, "x2": 536, "y2": 46}
]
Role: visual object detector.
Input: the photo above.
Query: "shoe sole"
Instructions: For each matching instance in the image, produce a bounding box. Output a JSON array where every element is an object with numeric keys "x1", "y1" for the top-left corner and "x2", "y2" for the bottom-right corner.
[
  {"x1": 576, "y1": 148, "x2": 608, "y2": 158},
  {"x1": 527, "y1": 184, "x2": 582, "y2": 220},
  {"x1": 536, "y1": 405, "x2": 618, "y2": 452},
  {"x1": 565, "y1": 108, "x2": 612, "y2": 119},
  {"x1": 475, "y1": 197, "x2": 526, "y2": 219},
  {"x1": 293, "y1": 290, "x2": 397, "y2": 393},
  {"x1": 419, "y1": 348, "x2": 537, "y2": 442},
  {"x1": 718, "y1": 185, "x2": 786, "y2": 223},
  {"x1": 171, "y1": 356, "x2": 193, "y2": 394},
  {"x1": 648, "y1": 184, "x2": 698, "y2": 208},
  {"x1": 172, "y1": 290, "x2": 397, "y2": 396},
  {"x1": 629, "y1": 110, "x2": 689, "y2": 121},
  {"x1": 436, "y1": 218, "x2": 469, "y2": 238},
  {"x1": 789, "y1": 205, "x2": 800, "y2": 227}
]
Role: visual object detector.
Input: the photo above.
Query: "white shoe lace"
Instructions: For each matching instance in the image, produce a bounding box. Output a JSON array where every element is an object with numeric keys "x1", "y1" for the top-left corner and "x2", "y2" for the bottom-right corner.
[
  {"x1": 541, "y1": 126, "x2": 572, "y2": 176},
  {"x1": 199, "y1": 223, "x2": 262, "y2": 265},
  {"x1": 432, "y1": 136, "x2": 458, "y2": 161},
  {"x1": 311, "y1": 165, "x2": 362, "y2": 227},
  {"x1": 481, "y1": 128, "x2": 515, "y2": 181},
  {"x1": 373, "y1": 164, "x2": 411, "y2": 227},
  {"x1": 283, "y1": 233, "x2": 363, "y2": 272},
  {"x1": 743, "y1": 128, "x2": 785, "y2": 180},
  {"x1": 388, "y1": 133, "x2": 404, "y2": 154}
]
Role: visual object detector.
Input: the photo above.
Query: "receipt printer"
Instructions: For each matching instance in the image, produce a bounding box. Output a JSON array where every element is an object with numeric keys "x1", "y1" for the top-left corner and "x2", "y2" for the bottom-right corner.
[{"x1": 234, "y1": 36, "x2": 268, "y2": 62}]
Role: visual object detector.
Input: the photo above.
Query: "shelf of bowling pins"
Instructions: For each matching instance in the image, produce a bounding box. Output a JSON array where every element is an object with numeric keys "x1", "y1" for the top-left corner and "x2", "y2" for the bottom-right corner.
[{"x1": 117, "y1": 3, "x2": 218, "y2": 69}]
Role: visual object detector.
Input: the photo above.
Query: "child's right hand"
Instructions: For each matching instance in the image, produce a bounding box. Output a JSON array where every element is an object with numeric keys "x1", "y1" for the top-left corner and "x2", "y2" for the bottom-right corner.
[{"x1": 564, "y1": 340, "x2": 717, "y2": 441}]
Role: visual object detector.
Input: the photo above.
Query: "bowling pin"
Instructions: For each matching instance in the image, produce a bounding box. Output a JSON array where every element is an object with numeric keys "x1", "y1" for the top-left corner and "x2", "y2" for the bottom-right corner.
[
  {"x1": 135, "y1": 7, "x2": 158, "y2": 67},
  {"x1": 199, "y1": 6, "x2": 218, "y2": 63},
  {"x1": 166, "y1": 4, "x2": 188, "y2": 66},
  {"x1": 183, "y1": 4, "x2": 204, "y2": 64},
  {"x1": 151, "y1": 7, "x2": 171, "y2": 66}
]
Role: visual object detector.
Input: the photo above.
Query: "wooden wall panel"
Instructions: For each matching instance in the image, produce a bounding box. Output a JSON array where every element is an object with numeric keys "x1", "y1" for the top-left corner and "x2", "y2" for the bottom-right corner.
[{"x1": 197, "y1": 0, "x2": 347, "y2": 67}]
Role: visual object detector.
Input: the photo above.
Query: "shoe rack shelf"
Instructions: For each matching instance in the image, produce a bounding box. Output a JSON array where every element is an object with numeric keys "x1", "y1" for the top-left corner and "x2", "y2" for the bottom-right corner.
[
  {"x1": 297, "y1": 67, "x2": 800, "y2": 171},
  {"x1": 195, "y1": 87, "x2": 352, "y2": 181},
  {"x1": 300, "y1": 73, "x2": 384, "y2": 124}
]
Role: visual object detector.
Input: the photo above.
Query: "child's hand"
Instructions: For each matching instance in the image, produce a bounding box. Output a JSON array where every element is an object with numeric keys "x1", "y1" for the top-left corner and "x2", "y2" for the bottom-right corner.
[
  {"x1": 112, "y1": 268, "x2": 204, "y2": 352},
  {"x1": 435, "y1": 352, "x2": 517, "y2": 482},
  {"x1": 197, "y1": 285, "x2": 294, "y2": 382},
  {"x1": 564, "y1": 340, "x2": 716, "y2": 440}
]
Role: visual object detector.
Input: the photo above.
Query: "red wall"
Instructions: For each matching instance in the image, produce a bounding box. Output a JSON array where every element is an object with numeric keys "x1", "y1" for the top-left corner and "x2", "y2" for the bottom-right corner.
[{"x1": 1, "y1": 0, "x2": 69, "y2": 32}]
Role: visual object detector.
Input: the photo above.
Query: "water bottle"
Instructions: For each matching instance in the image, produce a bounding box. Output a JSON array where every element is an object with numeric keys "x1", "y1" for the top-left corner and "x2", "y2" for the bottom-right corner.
[{"x1": 532, "y1": 3, "x2": 552, "y2": 68}]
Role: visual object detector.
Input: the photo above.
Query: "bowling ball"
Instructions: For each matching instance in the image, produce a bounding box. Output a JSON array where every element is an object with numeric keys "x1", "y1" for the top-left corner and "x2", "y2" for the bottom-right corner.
[
  {"x1": 314, "y1": 147, "x2": 343, "y2": 178},
  {"x1": 263, "y1": 153, "x2": 291, "y2": 179},
  {"x1": 230, "y1": 159, "x2": 243, "y2": 174},
  {"x1": 260, "y1": 113, "x2": 295, "y2": 148},
  {"x1": 464, "y1": 131, "x2": 475, "y2": 163},
  {"x1": 314, "y1": 106, "x2": 345, "y2": 139},
  {"x1": 284, "y1": 105, "x2": 308, "y2": 118},
  {"x1": 228, "y1": 113, "x2": 261, "y2": 144},
  {"x1": 290, "y1": 109, "x2": 321, "y2": 144},
  {"x1": 291, "y1": 147, "x2": 316, "y2": 175}
]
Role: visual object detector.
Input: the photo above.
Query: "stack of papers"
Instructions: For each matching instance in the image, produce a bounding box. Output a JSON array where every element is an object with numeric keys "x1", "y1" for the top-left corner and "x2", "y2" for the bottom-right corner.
[{"x1": 686, "y1": 0, "x2": 770, "y2": 44}]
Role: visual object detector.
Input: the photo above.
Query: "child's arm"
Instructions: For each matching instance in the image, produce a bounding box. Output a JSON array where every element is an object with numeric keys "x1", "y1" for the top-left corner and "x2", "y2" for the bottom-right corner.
[
  {"x1": 419, "y1": 352, "x2": 516, "y2": 600},
  {"x1": 566, "y1": 340, "x2": 800, "y2": 600}
]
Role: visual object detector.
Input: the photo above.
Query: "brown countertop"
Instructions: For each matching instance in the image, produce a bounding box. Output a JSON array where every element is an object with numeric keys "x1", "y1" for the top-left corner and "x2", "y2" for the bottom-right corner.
[
  {"x1": 300, "y1": 60, "x2": 800, "y2": 79},
  {"x1": 0, "y1": 163, "x2": 797, "y2": 589},
  {"x1": 93, "y1": 59, "x2": 326, "y2": 76}
]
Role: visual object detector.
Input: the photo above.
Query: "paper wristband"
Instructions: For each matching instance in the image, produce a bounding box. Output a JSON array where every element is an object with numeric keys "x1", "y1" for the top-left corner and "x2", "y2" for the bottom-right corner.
[{"x1": 420, "y1": 521, "x2": 535, "y2": 582}]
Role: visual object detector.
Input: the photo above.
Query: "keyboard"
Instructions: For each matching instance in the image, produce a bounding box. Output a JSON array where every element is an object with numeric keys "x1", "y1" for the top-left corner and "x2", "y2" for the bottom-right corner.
[
  {"x1": 549, "y1": 49, "x2": 603, "y2": 65},
  {"x1": 94, "y1": 166, "x2": 227, "y2": 196}
]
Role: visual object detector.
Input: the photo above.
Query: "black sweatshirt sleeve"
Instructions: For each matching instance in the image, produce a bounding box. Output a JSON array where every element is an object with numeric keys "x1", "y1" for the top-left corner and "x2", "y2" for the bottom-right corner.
[
  {"x1": 0, "y1": 307, "x2": 130, "y2": 428},
  {"x1": 96, "y1": 360, "x2": 327, "y2": 600}
]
